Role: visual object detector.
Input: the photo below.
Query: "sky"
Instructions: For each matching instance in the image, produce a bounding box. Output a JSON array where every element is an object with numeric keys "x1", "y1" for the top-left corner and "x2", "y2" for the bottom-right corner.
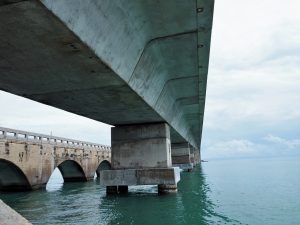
[
  {"x1": 202, "y1": 0, "x2": 300, "y2": 159},
  {"x1": 0, "y1": 0, "x2": 299, "y2": 160}
]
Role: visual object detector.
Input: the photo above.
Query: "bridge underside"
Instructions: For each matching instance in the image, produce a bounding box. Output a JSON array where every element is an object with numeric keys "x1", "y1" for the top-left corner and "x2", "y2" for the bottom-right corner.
[
  {"x1": 58, "y1": 160, "x2": 87, "y2": 182},
  {"x1": 0, "y1": 0, "x2": 213, "y2": 149}
]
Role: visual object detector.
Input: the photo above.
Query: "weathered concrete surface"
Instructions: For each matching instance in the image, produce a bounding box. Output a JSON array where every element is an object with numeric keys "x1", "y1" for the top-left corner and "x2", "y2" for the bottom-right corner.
[
  {"x1": 0, "y1": 127, "x2": 111, "y2": 191},
  {"x1": 191, "y1": 146, "x2": 201, "y2": 165},
  {"x1": 100, "y1": 168, "x2": 180, "y2": 186},
  {"x1": 111, "y1": 123, "x2": 171, "y2": 169},
  {"x1": 0, "y1": 0, "x2": 214, "y2": 151},
  {"x1": 171, "y1": 143, "x2": 193, "y2": 171},
  {"x1": 0, "y1": 200, "x2": 32, "y2": 225},
  {"x1": 101, "y1": 123, "x2": 180, "y2": 192}
]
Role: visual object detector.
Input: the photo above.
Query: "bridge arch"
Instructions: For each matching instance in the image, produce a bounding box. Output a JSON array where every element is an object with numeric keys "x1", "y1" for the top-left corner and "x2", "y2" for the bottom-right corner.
[
  {"x1": 96, "y1": 160, "x2": 111, "y2": 178},
  {"x1": 0, "y1": 159, "x2": 31, "y2": 191},
  {"x1": 57, "y1": 160, "x2": 87, "y2": 182}
]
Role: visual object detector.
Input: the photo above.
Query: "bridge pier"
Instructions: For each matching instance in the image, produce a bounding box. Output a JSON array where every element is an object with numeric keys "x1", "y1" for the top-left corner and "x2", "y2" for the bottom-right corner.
[
  {"x1": 191, "y1": 146, "x2": 201, "y2": 165},
  {"x1": 171, "y1": 143, "x2": 194, "y2": 172},
  {"x1": 100, "y1": 123, "x2": 180, "y2": 194}
]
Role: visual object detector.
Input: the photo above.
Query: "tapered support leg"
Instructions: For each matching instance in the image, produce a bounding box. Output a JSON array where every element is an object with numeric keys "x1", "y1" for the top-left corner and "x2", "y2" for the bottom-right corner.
[
  {"x1": 106, "y1": 186, "x2": 118, "y2": 195},
  {"x1": 118, "y1": 185, "x2": 128, "y2": 194}
]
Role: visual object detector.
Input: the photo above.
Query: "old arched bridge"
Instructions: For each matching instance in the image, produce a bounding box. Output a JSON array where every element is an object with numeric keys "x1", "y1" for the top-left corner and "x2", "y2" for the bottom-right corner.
[{"x1": 0, "y1": 127, "x2": 111, "y2": 191}]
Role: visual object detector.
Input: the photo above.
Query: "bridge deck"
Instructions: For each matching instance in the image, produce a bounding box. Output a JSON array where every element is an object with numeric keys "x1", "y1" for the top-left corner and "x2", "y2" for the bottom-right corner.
[{"x1": 0, "y1": 0, "x2": 214, "y2": 149}]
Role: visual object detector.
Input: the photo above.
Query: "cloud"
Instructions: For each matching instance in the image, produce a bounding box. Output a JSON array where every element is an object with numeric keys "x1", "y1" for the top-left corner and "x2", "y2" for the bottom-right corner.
[
  {"x1": 211, "y1": 0, "x2": 300, "y2": 69},
  {"x1": 204, "y1": 56, "x2": 300, "y2": 131},
  {"x1": 0, "y1": 91, "x2": 112, "y2": 145},
  {"x1": 203, "y1": 139, "x2": 264, "y2": 159},
  {"x1": 202, "y1": 0, "x2": 300, "y2": 148},
  {"x1": 204, "y1": 0, "x2": 300, "y2": 132},
  {"x1": 202, "y1": 135, "x2": 300, "y2": 160},
  {"x1": 264, "y1": 135, "x2": 300, "y2": 149}
]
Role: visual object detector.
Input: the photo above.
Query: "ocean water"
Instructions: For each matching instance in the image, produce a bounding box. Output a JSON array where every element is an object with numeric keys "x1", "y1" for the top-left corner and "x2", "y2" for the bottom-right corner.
[{"x1": 1, "y1": 157, "x2": 299, "y2": 225}]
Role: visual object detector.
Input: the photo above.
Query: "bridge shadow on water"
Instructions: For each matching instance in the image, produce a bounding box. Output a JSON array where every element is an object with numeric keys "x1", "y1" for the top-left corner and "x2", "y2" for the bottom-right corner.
[{"x1": 0, "y1": 166, "x2": 239, "y2": 225}]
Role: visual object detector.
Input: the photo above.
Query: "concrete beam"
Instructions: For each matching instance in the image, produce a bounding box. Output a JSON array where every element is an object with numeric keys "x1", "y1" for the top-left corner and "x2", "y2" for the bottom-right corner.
[{"x1": 0, "y1": 0, "x2": 214, "y2": 149}]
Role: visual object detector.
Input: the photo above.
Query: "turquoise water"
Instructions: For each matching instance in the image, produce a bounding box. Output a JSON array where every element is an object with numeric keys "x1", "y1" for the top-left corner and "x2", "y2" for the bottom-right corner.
[{"x1": 1, "y1": 157, "x2": 299, "y2": 225}]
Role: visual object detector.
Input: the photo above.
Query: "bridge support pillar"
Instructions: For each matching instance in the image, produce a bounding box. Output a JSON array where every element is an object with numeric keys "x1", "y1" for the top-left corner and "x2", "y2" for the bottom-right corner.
[
  {"x1": 191, "y1": 146, "x2": 201, "y2": 165},
  {"x1": 100, "y1": 123, "x2": 180, "y2": 194},
  {"x1": 171, "y1": 143, "x2": 193, "y2": 172}
]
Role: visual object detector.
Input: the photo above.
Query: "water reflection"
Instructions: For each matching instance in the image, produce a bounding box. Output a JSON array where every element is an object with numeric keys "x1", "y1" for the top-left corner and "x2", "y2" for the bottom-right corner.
[
  {"x1": 99, "y1": 166, "x2": 234, "y2": 225},
  {"x1": 0, "y1": 166, "x2": 235, "y2": 225}
]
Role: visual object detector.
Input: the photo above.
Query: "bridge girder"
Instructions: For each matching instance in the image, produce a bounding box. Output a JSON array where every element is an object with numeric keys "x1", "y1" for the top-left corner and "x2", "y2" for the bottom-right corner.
[{"x1": 0, "y1": 0, "x2": 214, "y2": 149}]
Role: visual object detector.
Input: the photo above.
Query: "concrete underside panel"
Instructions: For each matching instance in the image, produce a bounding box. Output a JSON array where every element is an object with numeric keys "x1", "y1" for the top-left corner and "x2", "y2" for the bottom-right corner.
[
  {"x1": 0, "y1": 0, "x2": 214, "y2": 149},
  {"x1": 58, "y1": 160, "x2": 87, "y2": 182}
]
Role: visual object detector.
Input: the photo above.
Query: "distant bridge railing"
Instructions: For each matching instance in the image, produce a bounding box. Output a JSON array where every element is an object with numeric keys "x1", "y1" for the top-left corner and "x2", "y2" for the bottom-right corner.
[{"x1": 0, "y1": 127, "x2": 111, "y2": 151}]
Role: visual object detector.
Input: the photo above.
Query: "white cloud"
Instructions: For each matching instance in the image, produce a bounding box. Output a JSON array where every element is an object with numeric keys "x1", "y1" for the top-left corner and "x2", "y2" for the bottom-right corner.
[
  {"x1": 0, "y1": 91, "x2": 112, "y2": 145},
  {"x1": 203, "y1": 139, "x2": 263, "y2": 159},
  {"x1": 203, "y1": 135, "x2": 300, "y2": 160},
  {"x1": 209, "y1": 139, "x2": 257, "y2": 153},
  {"x1": 211, "y1": 0, "x2": 300, "y2": 69},
  {"x1": 204, "y1": 56, "x2": 300, "y2": 130},
  {"x1": 203, "y1": 0, "x2": 300, "y2": 140},
  {"x1": 264, "y1": 135, "x2": 300, "y2": 149}
]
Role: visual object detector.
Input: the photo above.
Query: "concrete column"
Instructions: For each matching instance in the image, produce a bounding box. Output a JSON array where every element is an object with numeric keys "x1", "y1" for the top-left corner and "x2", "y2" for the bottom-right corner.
[
  {"x1": 190, "y1": 153, "x2": 195, "y2": 166},
  {"x1": 100, "y1": 123, "x2": 180, "y2": 194},
  {"x1": 171, "y1": 143, "x2": 193, "y2": 171},
  {"x1": 191, "y1": 146, "x2": 201, "y2": 165}
]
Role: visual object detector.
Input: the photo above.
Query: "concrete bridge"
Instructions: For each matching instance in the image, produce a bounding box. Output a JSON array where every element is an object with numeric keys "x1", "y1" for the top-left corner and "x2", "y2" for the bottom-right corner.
[
  {"x1": 0, "y1": 0, "x2": 214, "y2": 193},
  {"x1": 0, "y1": 127, "x2": 111, "y2": 191}
]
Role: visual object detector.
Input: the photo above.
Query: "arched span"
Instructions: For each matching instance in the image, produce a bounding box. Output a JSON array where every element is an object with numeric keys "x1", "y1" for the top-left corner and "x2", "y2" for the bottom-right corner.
[
  {"x1": 0, "y1": 159, "x2": 31, "y2": 191},
  {"x1": 57, "y1": 160, "x2": 87, "y2": 182},
  {"x1": 96, "y1": 160, "x2": 111, "y2": 177}
]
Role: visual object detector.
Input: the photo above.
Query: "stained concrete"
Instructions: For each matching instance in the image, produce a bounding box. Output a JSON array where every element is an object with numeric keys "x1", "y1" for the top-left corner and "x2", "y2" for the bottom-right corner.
[
  {"x1": 111, "y1": 123, "x2": 171, "y2": 169},
  {"x1": 100, "y1": 168, "x2": 180, "y2": 186},
  {"x1": 0, "y1": 0, "x2": 214, "y2": 150},
  {"x1": 171, "y1": 143, "x2": 193, "y2": 171},
  {"x1": 0, "y1": 127, "x2": 111, "y2": 191},
  {"x1": 191, "y1": 146, "x2": 201, "y2": 165},
  {"x1": 101, "y1": 123, "x2": 180, "y2": 191}
]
